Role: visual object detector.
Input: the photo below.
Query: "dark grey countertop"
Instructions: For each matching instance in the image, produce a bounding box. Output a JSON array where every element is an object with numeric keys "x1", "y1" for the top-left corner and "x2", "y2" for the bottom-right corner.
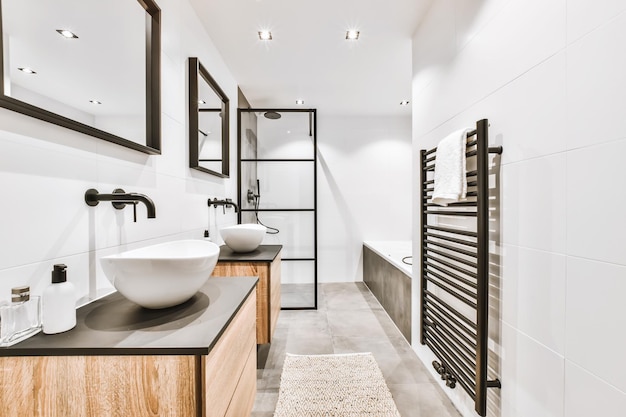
[
  {"x1": 218, "y1": 244, "x2": 282, "y2": 262},
  {"x1": 0, "y1": 276, "x2": 258, "y2": 357}
]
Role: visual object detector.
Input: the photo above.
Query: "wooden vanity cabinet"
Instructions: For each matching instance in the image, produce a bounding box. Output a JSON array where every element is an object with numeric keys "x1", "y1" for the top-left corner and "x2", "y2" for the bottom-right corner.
[
  {"x1": 0, "y1": 283, "x2": 257, "y2": 417},
  {"x1": 212, "y1": 248, "x2": 281, "y2": 344}
]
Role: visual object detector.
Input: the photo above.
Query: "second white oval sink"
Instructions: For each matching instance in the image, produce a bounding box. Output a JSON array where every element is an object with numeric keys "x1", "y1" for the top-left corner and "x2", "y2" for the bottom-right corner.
[
  {"x1": 100, "y1": 240, "x2": 220, "y2": 309},
  {"x1": 220, "y1": 224, "x2": 266, "y2": 252}
]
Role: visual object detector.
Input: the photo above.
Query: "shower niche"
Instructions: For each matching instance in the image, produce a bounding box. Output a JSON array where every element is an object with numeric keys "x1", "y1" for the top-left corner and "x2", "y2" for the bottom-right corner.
[{"x1": 238, "y1": 109, "x2": 318, "y2": 309}]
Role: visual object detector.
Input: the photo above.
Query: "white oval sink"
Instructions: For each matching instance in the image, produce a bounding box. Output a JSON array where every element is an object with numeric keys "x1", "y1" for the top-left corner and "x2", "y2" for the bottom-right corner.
[
  {"x1": 220, "y1": 224, "x2": 266, "y2": 252},
  {"x1": 100, "y1": 240, "x2": 220, "y2": 309}
]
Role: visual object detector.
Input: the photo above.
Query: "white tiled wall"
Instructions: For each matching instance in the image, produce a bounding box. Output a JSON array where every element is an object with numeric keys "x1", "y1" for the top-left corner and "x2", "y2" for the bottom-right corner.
[
  {"x1": 501, "y1": 245, "x2": 566, "y2": 354},
  {"x1": 564, "y1": 361, "x2": 626, "y2": 417},
  {"x1": 500, "y1": 323, "x2": 565, "y2": 417},
  {"x1": 566, "y1": 12, "x2": 626, "y2": 150},
  {"x1": 411, "y1": 0, "x2": 626, "y2": 415},
  {"x1": 565, "y1": 257, "x2": 626, "y2": 393},
  {"x1": 317, "y1": 114, "x2": 412, "y2": 282},
  {"x1": 0, "y1": 0, "x2": 239, "y2": 305}
]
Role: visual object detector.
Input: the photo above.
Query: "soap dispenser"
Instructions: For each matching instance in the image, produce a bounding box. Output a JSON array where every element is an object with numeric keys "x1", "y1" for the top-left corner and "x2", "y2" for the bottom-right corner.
[{"x1": 42, "y1": 264, "x2": 76, "y2": 334}]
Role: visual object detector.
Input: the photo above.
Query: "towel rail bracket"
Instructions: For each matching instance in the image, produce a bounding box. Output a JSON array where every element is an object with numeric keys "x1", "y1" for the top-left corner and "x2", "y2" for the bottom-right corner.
[{"x1": 487, "y1": 379, "x2": 502, "y2": 389}]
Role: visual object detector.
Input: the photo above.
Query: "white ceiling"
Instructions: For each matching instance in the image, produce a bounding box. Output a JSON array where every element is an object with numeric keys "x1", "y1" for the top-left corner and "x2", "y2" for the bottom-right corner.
[{"x1": 189, "y1": 0, "x2": 432, "y2": 116}]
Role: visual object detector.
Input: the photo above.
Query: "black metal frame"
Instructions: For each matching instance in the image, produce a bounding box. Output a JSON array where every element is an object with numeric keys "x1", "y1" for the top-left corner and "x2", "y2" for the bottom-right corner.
[
  {"x1": 420, "y1": 119, "x2": 501, "y2": 416},
  {"x1": 188, "y1": 57, "x2": 230, "y2": 177},
  {"x1": 0, "y1": 0, "x2": 161, "y2": 154},
  {"x1": 237, "y1": 108, "x2": 318, "y2": 310}
]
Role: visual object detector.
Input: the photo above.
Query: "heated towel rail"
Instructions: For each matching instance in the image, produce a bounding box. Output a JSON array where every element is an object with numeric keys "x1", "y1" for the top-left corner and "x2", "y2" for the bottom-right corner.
[{"x1": 419, "y1": 119, "x2": 501, "y2": 416}]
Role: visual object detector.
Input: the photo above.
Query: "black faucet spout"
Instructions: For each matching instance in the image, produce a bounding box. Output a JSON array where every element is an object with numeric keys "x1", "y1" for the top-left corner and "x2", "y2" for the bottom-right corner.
[
  {"x1": 85, "y1": 189, "x2": 156, "y2": 219},
  {"x1": 126, "y1": 193, "x2": 156, "y2": 218},
  {"x1": 208, "y1": 197, "x2": 238, "y2": 213}
]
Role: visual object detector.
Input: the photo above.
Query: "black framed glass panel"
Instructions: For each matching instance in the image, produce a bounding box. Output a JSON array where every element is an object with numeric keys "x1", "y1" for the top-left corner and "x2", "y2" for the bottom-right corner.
[{"x1": 238, "y1": 109, "x2": 317, "y2": 309}]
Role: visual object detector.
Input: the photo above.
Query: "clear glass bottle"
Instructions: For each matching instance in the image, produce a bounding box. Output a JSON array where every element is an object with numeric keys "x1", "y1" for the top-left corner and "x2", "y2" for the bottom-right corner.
[{"x1": 0, "y1": 285, "x2": 42, "y2": 346}]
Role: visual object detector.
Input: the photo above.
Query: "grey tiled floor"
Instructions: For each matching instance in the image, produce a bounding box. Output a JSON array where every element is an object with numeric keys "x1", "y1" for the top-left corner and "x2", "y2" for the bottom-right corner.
[{"x1": 252, "y1": 282, "x2": 461, "y2": 417}]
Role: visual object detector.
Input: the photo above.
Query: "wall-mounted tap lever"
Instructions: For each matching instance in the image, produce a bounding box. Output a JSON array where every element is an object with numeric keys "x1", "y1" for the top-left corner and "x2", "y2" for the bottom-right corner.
[
  {"x1": 208, "y1": 198, "x2": 238, "y2": 214},
  {"x1": 85, "y1": 189, "x2": 156, "y2": 221}
]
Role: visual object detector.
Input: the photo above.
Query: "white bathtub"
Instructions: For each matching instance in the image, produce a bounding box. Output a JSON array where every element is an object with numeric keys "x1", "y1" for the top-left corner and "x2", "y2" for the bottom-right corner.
[{"x1": 363, "y1": 241, "x2": 412, "y2": 277}]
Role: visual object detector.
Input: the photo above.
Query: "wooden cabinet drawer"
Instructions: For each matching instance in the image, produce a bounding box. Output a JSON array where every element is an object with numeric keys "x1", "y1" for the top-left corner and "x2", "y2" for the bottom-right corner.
[
  {"x1": 224, "y1": 343, "x2": 256, "y2": 417},
  {"x1": 0, "y1": 355, "x2": 198, "y2": 417},
  {"x1": 202, "y1": 291, "x2": 256, "y2": 417}
]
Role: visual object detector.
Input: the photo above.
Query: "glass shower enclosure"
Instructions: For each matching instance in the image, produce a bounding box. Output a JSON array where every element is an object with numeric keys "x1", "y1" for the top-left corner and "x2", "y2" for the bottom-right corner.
[{"x1": 238, "y1": 109, "x2": 317, "y2": 309}]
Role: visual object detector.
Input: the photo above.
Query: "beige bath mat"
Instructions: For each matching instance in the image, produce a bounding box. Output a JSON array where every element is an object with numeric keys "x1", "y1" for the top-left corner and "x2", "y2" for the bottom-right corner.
[{"x1": 274, "y1": 352, "x2": 401, "y2": 417}]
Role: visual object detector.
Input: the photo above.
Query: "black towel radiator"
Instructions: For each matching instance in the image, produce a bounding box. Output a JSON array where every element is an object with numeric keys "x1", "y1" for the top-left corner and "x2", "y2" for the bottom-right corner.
[{"x1": 419, "y1": 119, "x2": 502, "y2": 416}]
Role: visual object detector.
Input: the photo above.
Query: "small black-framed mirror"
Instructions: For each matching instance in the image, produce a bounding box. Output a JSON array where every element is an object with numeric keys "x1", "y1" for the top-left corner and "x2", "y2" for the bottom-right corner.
[
  {"x1": 0, "y1": 0, "x2": 161, "y2": 154},
  {"x1": 188, "y1": 57, "x2": 229, "y2": 177}
]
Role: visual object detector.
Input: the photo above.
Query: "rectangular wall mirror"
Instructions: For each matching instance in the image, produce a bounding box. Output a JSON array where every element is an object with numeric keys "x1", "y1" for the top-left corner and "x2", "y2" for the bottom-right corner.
[
  {"x1": 188, "y1": 57, "x2": 229, "y2": 177},
  {"x1": 0, "y1": 0, "x2": 161, "y2": 154}
]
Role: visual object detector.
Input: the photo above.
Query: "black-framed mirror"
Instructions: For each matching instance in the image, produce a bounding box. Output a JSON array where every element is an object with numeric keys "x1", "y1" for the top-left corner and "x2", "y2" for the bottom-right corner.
[
  {"x1": 188, "y1": 57, "x2": 229, "y2": 177},
  {"x1": 0, "y1": 0, "x2": 161, "y2": 154}
]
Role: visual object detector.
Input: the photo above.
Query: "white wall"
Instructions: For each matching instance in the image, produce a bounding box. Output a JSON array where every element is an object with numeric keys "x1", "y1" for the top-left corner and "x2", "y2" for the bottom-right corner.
[
  {"x1": 411, "y1": 1, "x2": 626, "y2": 416},
  {"x1": 318, "y1": 114, "x2": 412, "y2": 282},
  {"x1": 0, "y1": 0, "x2": 239, "y2": 305}
]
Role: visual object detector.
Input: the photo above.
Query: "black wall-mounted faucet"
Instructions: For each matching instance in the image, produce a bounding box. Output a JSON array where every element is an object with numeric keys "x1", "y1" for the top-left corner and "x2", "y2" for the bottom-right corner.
[
  {"x1": 208, "y1": 197, "x2": 238, "y2": 213},
  {"x1": 85, "y1": 189, "x2": 156, "y2": 221}
]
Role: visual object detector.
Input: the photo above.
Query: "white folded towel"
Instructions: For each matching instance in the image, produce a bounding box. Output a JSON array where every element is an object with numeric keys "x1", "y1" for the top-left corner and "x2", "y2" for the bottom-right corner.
[{"x1": 432, "y1": 128, "x2": 472, "y2": 206}]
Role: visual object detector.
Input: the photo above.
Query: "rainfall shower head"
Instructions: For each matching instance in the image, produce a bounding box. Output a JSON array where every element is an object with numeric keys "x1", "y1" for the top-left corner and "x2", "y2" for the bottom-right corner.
[{"x1": 263, "y1": 111, "x2": 281, "y2": 120}]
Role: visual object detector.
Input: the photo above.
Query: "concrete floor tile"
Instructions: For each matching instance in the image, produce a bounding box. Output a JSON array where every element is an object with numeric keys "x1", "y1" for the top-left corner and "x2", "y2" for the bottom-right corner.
[
  {"x1": 327, "y1": 309, "x2": 387, "y2": 338},
  {"x1": 252, "y1": 283, "x2": 460, "y2": 417},
  {"x1": 332, "y1": 335, "x2": 395, "y2": 354},
  {"x1": 280, "y1": 311, "x2": 329, "y2": 337},
  {"x1": 281, "y1": 284, "x2": 316, "y2": 308},
  {"x1": 323, "y1": 284, "x2": 373, "y2": 310},
  {"x1": 256, "y1": 368, "x2": 282, "y2": 390},
  {"x1": 264, "y1": 339, "x2": 287, "y2": 370},
  {"x1": 285, "y1": 335, "x2": 334, "y2": 355},
  {"x1": 252, "y1": 390, "x2": 279, "y2": 413},
  {"x1": 389, "y1": 383, "x2": 461, "y2": 417}
]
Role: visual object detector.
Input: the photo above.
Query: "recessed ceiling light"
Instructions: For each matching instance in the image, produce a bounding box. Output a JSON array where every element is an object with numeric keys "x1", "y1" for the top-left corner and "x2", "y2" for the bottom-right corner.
[
  {"x1": 295, "y1": 99, "x2": 304, "y2": 105},
  {"x1": 56, "y1": 29, "x2": 79, "y2": 39},
  {"x1": 89, "y1": 99, "x2": 102, "y2": 105},
  {"x1": 258, "y1": 30, "x2": 272, "y2": 41},
  {"x1": 345, "y1": 30, "x2": 360, "y2": 40},
  {"x1": 400, "y1": 100, "x2": 410, "y2": 106},
  {"x1": 18, "y1": 67, "x2": 36, "y2": 74}
]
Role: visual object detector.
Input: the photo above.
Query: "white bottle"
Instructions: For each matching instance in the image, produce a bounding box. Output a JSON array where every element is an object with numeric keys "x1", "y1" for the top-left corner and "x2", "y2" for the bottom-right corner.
[{"x1": 42, "y1": 264, "x2": 76, "y2": 334}]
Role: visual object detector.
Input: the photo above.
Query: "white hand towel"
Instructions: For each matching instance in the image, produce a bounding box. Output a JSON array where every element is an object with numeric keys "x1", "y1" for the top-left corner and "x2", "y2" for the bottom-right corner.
[{"x1": 432, "y1": 128, "x2": 472, "y2": 206}]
